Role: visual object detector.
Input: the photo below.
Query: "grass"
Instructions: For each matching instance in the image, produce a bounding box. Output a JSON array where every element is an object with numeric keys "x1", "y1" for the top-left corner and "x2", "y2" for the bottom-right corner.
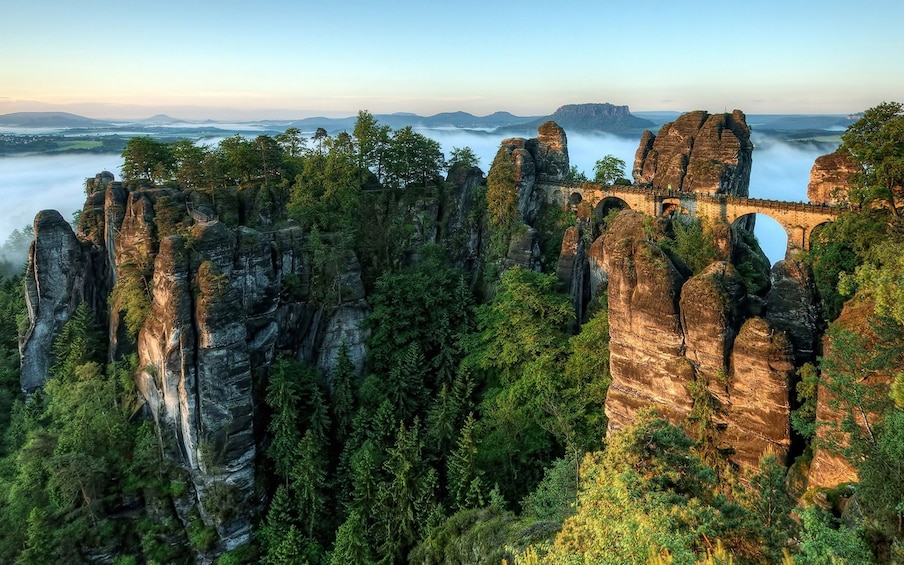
[{"x1": 56, "y1": 140, "x2": 103, "y2": 150}]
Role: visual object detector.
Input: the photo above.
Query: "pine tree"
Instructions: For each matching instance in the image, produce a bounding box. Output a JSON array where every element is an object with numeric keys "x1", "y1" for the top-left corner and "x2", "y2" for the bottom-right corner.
[{"x1": 447, "y1": 413, "x2": 484, "y2": 511}]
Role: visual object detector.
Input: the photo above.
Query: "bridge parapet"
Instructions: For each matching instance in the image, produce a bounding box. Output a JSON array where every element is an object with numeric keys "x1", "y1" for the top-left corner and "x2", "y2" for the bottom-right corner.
[{"x1": 536, "y1": 181, "x2": 847, "y2": 254}]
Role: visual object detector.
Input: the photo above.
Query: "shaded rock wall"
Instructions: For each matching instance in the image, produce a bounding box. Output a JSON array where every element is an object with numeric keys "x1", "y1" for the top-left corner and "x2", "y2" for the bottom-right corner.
[
  {"x1": 21, "y1": 173, "x2": 376, "y2": 553},
  {"x1": 20, "y1": 210, "x2": 111, "y2": 392}
]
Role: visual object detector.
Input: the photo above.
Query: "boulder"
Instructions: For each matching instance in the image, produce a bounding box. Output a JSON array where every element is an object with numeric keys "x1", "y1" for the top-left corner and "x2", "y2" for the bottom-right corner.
[{"x1": 808, "y1": 149, "x2": 858, "y2": 205}]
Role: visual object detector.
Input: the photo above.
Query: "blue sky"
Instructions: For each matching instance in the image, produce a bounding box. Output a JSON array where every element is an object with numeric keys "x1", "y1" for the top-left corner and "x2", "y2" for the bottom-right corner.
[{"x1": 1, "y1": 0, "x2": 902, "y2": 120}]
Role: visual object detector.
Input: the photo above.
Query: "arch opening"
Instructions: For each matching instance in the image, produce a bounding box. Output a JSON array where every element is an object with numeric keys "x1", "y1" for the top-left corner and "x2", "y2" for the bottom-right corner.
[
  {"x1": 593, "y1": 197, "x2": 630, "y2": 238},
  {"x1": 734, "y1": 213, "x2": 788, "y2": 266},
  {"x1": 660, "y1": 197, "x2": 689, "y2": 217}
]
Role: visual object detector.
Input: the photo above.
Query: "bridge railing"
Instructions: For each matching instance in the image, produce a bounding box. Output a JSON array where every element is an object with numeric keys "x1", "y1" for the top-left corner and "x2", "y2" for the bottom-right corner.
[{"x1": 537, "y1": 181, "x2": 847, "y2": 216}]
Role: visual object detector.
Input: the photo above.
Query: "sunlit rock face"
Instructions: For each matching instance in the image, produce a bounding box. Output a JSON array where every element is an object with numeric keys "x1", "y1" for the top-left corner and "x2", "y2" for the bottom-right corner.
[
  {"x1": 600, "y1": 209, "x2": 804, "y2": 471},
  {"x1": 604, "y1": 213, "x2": 691, "y2": 430},
  {"x1": 807, "y1": 148, "x2": 858, "y2": 205},
  {"x1": 724, "y1": 317, "x2": 794, "y2": 469},
  {"x1": 633, "y1": 109, "x2": 753, "y2": 197}
]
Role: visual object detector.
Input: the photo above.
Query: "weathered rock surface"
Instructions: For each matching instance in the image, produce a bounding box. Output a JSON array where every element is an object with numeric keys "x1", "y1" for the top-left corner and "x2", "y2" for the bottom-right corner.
[
  {"x1": 555, "y1": 226, "x2": 587, "y2": 323},
  {"x1": 20, "y1": 210, "x2": 110, "y2": 392},
  {"x1": 765, "y1": 260, "x2": 822, "y2": 364},
  {"x1": 808, "y1": 148, "x2": 858, "y2": 205},
  {"x1": 599, "y1": 207, "x2": 806, "y2": 471},
  {"x1": 633, "y1": 110, "x2": 753, "y2": 197},
  {"x1": 587, "y1": 234, "x2": 607, "y2": 299},
  {"x1": 604, "y1": 213, "x2": 691, "y2": 431},
  {"x1": 680, "y1": 262, "x2": 747, "y2": 384},
  {"x1": 442, "y1": 163, "x2": 487, "y2": 275},
  {"x1": 22, "y1": 171, "x2": 381, "y2": 555},
  {"x1": 723, "y1": 317, "x2": 794, "y2": 469},
  {"x1": 504, "y1": 227, "x2": 542, "y2": 271},
  {"x1": 498, "y1": 121, "x2": 569, "y2": 226}
]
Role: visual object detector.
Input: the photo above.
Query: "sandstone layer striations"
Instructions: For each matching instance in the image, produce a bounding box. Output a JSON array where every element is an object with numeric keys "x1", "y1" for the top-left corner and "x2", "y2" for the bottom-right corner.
[
  {"x1": 633, "y1": 110, "x2": 753, "y2": 197},
  {"x1": 807, "y1": 148, "x2": 858, "y2": 205},
  {"x1": 596, "y1": 206, "x2": 810, "y2": 471}
]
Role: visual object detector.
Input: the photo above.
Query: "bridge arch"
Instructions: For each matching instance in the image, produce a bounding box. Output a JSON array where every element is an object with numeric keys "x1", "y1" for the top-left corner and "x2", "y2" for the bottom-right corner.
[
  {"x1": 732, "y1": 213, "x2": 788, "y2": 264},
  {"x1": 594, "y1": 196, "x2": 630, "y2": 221}
]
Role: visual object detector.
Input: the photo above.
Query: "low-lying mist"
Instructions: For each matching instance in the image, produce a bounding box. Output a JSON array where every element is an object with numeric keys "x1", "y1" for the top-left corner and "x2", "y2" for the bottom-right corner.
[
  {"x1": 0, "y1": 153, "x2": 122, "y2": 268},
  {"x1": 0, "y1": 130, "x2": 839, "y2": 271}
]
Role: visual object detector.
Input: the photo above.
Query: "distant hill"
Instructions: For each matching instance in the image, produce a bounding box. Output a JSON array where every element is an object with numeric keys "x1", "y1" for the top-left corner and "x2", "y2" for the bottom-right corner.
[
  {"x1": 276, "y1": 111, "x2": 539, "y2": 133},
  {"x1": 0, "y1": 109, "x2": 859, "y2": 139},
  {"x1": 0, "y1": 111, "x2": 112, "y2": 128},
  {"x1": 500, "y1": 103, "x2": 655, "y2": 135}
]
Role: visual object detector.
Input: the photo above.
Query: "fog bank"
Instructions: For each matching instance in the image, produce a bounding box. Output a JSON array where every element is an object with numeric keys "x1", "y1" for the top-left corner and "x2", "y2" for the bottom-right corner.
[{"x1": 0, "y1": 154, "x2": 121, "y2": 240}]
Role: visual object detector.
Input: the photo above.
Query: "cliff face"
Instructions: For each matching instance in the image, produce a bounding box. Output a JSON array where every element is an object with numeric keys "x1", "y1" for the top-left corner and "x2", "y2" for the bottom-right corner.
[
  {"x1": 633, "y1": 110, "x2": 753, "y2": 197},
  {"x1": 133, "y1": 220, "x2": 338, "y2": 548},
  {"x1": 499, "y1": 120, "x2": 569, "y2": 226},
  {"x1": 21, "y1": 209, "x2": 110, "y2": 393},
  {"x1": 496, "y1": 121, "x2": 569, "y2": 269},
  {"x1": 19, "y1": 160, "x2": 492, "y2": 554},
  {"x1": 599, "y1": 209, "x2": 802, "y2": 471},
  {"x1": 20, "y1": 173, "x2": 373, "y2": 551},
  {"x1": 807, "y1": 299, "x2": 891, "y2": 489},
  {"x1": 604, "y1": 222, "x2": 693, "y2": 427},
  {"x1": 808, "y1": 148, "x2": 858, "y2": 205}
]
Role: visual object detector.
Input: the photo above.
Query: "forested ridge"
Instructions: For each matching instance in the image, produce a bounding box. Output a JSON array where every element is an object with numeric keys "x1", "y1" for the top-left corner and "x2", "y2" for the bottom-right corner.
[{"x1": 0, "y1": 105, "x2": 902, "y2": 564}]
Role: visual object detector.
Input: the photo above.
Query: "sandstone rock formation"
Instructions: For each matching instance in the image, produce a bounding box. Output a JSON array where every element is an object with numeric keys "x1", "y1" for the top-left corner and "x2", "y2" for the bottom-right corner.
[
  {"x1": 599, "y1": 209, "x2": 802, "y2": 471},
  {"x1": 807, "y1": 299, "x2": 891, "y2": 488},
  {"x1": 497, "y1": 121, "x2": 569, "y2": 226},
  {"x1": 555, "y1": 226, "x2": 587, "y2": 324},
  {"x1": 604, "y1": 211, "x2": 692, "y2": 429},
  {"x1": 21, "y1": 209, "x2": 111, "y2": 393},
  {"x1": 723, "y1": 317, "x2": 794, "y2": 468},
  {"x1": 765, "y1": 259, "x2": 822, "y2": 364},
  {"x1": 807, "y1": 148, "x2": 858, "y2": 205},
  {"x1": 633, "y1": 110, "x2": 753, "y2": 197},
  {"x1": 20, "y1": 172, "x2": 377, "y2": 553}
]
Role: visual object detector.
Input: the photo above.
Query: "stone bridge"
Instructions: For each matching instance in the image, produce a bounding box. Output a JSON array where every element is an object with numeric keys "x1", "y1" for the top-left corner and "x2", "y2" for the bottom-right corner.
[{"x1": 539, "y1": 182, "x2": 845, "y2": 254}]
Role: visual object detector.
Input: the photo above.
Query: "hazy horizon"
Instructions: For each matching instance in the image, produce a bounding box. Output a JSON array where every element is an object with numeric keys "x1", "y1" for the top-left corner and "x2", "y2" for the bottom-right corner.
[{"x1": 0, "y1": 101, "x2": 861, "y2": 124}]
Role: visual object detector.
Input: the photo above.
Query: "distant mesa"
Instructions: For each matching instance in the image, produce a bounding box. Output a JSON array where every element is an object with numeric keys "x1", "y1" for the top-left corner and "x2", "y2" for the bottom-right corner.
[
  {"x1": 142, "y1": 114, "x2": 184, "y2": 124},
  {"x1": 503, "y1": 103, "x2": 655, "y2": 135}
]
